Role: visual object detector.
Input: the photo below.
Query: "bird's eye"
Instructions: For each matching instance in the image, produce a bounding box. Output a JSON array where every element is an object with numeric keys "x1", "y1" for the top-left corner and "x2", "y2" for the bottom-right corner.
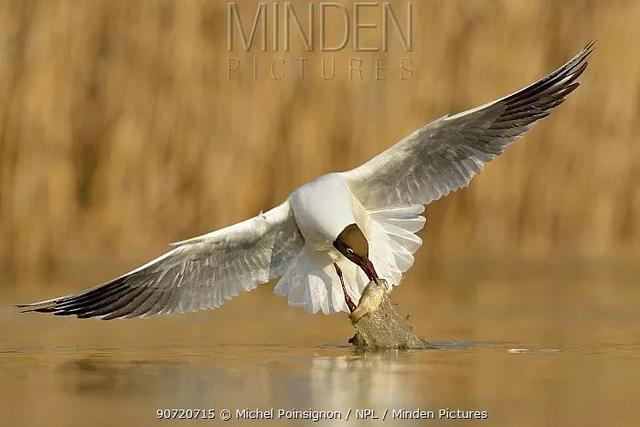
[{"x1": 346, "y1": 248, "x2": 355, "y2": 255}]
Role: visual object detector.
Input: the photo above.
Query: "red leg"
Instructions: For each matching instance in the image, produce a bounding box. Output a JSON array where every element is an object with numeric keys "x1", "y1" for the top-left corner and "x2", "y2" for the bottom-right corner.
[{"x1": 333, "y1": 263, "x2": 356, "y2": 313}]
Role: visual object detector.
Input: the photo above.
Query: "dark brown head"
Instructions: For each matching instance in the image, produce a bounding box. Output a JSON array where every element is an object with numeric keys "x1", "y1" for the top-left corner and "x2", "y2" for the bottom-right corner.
[{"x1": 333, "y1": 224, "x2": 378, "y2": 280}]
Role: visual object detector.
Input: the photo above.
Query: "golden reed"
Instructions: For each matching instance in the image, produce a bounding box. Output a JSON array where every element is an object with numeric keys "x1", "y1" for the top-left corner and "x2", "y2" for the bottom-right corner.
[{"x1": 0, "y1": 0, "x2": 638, "y2": 277}]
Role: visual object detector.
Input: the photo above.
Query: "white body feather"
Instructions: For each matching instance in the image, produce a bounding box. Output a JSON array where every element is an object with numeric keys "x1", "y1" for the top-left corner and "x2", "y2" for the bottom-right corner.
[{"x1": 280, "y1": 173, "x2": 426, "y2": 314}]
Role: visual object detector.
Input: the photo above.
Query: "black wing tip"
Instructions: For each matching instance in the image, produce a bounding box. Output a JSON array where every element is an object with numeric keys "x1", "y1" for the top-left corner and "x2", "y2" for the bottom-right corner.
[
  {"x1": 17, "y1": 301, "x2": 57, "y2": 313},
  {"x1": 517, "y1": 43, "x2": 592, "y2": 100},
  {"x1": 574, "y1": 40, "x2": 596, "y2": 63},
  {"x1": 557, "y1": 42, "x2": 595, "y2": 79},
  {"x1": 568, "y1": 41, "x2": 595, "y2": 74},
  {"x1": 15, "y1": 275, "x2": 135, "y2": 319},
  {"x1": 491, "y1": 42, "x2": 594, "y2": 129},
  {"x1": 16, "y1": 279, "x2": 163, "y2": 320},
  {"x1": 17, "y1": 301, "x2": 69, "y2": 315},
  {"x1": 584, "y1": 40, "x2": 597, "y2": 53},
  {"x1": 18, "y1": 302, "x2": 106, "y2": 318},
  {"x1": 16, "y1": 303, "x2": 34, "y2": 309},
  {"x1": 18, "y1": 307, "x2": 45, "y2": 313}
]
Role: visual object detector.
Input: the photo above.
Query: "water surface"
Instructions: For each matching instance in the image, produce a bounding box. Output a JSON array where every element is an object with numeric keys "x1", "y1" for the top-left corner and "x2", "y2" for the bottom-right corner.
[{"x1": 1, "y1": 261, "x2": 639, "y2": 426}]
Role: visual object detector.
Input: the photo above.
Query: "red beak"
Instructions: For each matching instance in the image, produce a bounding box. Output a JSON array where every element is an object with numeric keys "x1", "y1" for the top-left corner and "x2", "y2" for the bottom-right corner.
[{"x1": 359, "y1": 259, "x2": 379, "y2": 281}]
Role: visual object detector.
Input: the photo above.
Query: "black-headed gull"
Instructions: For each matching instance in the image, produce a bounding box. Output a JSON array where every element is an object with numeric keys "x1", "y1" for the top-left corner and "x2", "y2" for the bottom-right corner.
[{"x1": 20, "y1": 43, "x2": 593, "y2": 319}]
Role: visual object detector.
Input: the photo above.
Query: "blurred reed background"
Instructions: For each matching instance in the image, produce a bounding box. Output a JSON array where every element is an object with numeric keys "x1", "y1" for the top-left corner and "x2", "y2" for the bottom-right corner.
[{"x1": 0, "y1": 0, "x2": 638, "y2": 283}]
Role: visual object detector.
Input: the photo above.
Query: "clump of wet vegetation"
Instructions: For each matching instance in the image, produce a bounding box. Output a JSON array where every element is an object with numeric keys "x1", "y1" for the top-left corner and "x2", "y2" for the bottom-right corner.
[{"x1": 349, "y1": 280, "x2": 429, "y2": 350}]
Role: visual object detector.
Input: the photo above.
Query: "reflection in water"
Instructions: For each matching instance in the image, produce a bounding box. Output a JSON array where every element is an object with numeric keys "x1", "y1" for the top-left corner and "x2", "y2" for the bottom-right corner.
[
  {"x1": 59, "y1": 357, "x2": 189, "y2": 397},
  {"x1": 1, "y1": 263, "x2": 639, "y2": 426},
  {"x1": 1, "y1": 342, "x2": 638, "y2": 427},
  {"x1": 307, "y1": 350, "x2": 432, "y2": 411}
]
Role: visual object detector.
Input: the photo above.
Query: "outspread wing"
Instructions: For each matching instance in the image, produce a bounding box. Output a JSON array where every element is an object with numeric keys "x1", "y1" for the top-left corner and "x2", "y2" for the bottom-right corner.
[
  {"x1": 19, "y1": 201, "x2": 304, "y2": 319},
  {"x1": 343, "y1": 42, "x2": 594, "y2": 209}
]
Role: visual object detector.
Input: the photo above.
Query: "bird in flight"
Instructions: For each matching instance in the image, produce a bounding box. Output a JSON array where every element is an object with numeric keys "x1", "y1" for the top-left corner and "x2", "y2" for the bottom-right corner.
[{"x1": 19, "y1": 43, "x2": 593, "y2": 319}]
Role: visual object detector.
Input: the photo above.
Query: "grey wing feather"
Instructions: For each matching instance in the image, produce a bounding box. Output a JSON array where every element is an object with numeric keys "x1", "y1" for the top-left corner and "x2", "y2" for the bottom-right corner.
[
  {"x1": 343, "y1": 42, "x2": 594, "y2": 209},
  {"x1": 18, "y1": 201, "x2": 305, "y2": 319}
]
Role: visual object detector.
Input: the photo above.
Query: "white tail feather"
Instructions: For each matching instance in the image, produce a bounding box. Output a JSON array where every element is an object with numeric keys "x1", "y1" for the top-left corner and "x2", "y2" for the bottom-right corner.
[
  {"x1": 368, "y1": 205, "x2": 426, "y2": 288},
  {"x1": 274, "y1": 247, "x2": 368, "y2": 314}
]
